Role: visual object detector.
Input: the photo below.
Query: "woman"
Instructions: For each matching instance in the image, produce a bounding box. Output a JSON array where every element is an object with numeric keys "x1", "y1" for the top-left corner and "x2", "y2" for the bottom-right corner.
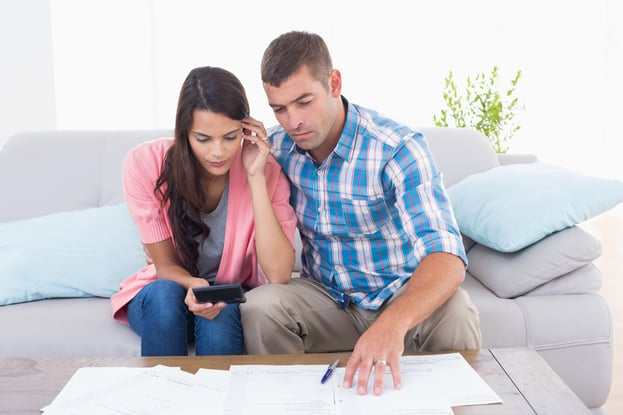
[{"x1": 111, "y1": 66, "x2": 297, "y2": 356}]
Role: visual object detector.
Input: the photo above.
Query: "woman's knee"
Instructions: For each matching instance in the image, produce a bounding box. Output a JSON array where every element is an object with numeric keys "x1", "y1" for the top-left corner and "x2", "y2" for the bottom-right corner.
[
  {"x1": 132, "y1": 279, "x2": 188, "y2": 326},
  {"x1": 142, "y1": 279, "x2": 186, "y2": 307}
]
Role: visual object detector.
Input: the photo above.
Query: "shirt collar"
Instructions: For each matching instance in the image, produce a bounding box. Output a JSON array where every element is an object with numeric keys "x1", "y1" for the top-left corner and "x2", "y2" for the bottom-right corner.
[{"x1": 332, "y1": 96, "x2": 359, "y2": 163}]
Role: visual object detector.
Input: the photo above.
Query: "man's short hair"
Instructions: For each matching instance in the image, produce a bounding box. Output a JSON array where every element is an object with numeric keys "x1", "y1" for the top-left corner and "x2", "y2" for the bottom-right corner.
[{"x1": 261, "y1": 31, "x2": 333, "y2": 87}]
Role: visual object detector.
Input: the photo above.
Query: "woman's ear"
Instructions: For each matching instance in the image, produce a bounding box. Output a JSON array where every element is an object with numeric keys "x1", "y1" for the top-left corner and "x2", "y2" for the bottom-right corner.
[{"x1": 328, "y1": 69, "x2": 342, "y2": 98}]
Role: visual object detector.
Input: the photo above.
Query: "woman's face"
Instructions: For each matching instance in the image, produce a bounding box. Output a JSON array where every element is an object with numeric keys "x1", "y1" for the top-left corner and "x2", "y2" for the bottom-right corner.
[{"x1": 188, "y1": 109, "x2": 243, "y2": 178}]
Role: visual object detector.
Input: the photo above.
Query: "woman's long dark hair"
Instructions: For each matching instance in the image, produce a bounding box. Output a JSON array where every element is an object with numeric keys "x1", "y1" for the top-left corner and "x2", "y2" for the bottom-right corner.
[{"x1": 155, "y1": 66, "x2": 249, "y2": 275}]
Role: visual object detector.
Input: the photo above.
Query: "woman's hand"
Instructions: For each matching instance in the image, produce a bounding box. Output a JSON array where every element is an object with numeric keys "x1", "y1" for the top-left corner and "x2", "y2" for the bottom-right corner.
[
  {"x1": 146, "y1": 240, "x2": 227, "y2": 319},
  {"x1": 184, "y1": 278, "x2": 226, "y2": 320},
  {"x1": 241, "y1": 117, "x2": 271, "y2": 177}
]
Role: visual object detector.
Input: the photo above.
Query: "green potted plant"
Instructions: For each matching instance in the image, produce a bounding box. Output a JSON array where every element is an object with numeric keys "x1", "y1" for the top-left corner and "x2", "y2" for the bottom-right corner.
[{"x1": 433, "y1": 66, "x2": 524, "y2": 153}]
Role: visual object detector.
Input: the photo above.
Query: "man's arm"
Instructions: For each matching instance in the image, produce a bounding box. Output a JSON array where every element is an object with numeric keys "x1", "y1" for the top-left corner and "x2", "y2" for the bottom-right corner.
[{"x1": 342, "y1": 251, "x2": 465, "y2": 395}]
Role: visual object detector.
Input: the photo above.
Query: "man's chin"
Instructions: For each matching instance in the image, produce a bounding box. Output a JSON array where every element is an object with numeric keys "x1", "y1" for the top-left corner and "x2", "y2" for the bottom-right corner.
[
  {"x1": 290, "y1": 132, "x2": 315, "y2": 146},
  {"x1": 293, "y1": 140, "x2": 316, "y2": 151}
]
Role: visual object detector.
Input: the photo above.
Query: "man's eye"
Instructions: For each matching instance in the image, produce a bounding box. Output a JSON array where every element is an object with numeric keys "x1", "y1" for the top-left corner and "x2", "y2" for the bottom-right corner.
[
  {"x1": 273, "y1": 108, "x2": 285, "y2": 114},
  {"x1": 300, "y1": 101, "x2": 311, "y2": 106},
  {"x1": 225, "y1": 135, "x2": 238, "y2": 141}
]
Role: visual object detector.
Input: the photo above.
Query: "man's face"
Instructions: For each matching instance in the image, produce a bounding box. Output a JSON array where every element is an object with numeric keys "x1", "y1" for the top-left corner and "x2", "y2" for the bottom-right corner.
[{"x1": 264, "y1": 65, "x2": 341, "y2": 161}]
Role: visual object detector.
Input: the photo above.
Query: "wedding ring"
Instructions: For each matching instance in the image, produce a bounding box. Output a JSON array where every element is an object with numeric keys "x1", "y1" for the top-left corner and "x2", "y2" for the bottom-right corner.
[
  {"x1": 374, "y1": 359, "x2": 387, "y2": 366},
  {"x1": 262, "y1": 136, "x2": 270, "y2": 141}
]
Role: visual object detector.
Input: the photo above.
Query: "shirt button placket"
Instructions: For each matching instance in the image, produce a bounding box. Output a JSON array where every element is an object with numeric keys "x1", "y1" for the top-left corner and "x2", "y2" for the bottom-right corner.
[{"x1": 317, "y1": 168, "x2": 327, "y2": 228}]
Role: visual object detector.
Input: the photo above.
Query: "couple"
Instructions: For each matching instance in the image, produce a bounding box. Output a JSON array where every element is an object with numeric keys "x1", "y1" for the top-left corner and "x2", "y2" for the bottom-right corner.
[{"x1": 111, "y1": 30, "x2": 481, "y2": 395}]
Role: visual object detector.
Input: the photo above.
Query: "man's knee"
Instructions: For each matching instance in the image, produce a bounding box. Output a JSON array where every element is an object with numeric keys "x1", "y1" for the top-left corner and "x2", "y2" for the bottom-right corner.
[
  {"x1": 240, "y1": 283, "x2": 305, "y2": 354},
  {"x1": 240, "y1": 283, "x2": 293, "y2": 329},
  {"x1": 242, "y1": 283, "x2": 284, "y2": 313},
  {"x1": 438, "y1": 288, "x2": 480, "y2": 343},
  {"x1": 408, "y1": 288, "x2": 481, "y2": 351},
  {"x1": 444, "y1": 288, "x2": 479, "y2": 321}
]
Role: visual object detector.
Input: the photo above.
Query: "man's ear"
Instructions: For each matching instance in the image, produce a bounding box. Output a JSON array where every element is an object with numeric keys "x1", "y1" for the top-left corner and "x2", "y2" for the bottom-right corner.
[{"x1": 328, "y1": 69, "x2": 342, "y2": 97}]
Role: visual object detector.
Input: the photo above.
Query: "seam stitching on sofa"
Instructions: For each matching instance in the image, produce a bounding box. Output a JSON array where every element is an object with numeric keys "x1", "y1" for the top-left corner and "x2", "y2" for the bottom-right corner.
[{"x1": 532, "y1": 337, "x2": 612, "y2": 351}]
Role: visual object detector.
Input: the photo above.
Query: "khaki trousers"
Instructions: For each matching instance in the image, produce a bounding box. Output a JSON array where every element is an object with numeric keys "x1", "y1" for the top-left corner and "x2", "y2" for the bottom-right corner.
[{"x1": 241, "y1": 278, "x2": 481, "y2": 354}]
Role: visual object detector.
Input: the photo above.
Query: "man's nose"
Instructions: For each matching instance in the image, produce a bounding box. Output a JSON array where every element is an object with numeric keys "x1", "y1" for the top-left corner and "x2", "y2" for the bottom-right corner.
[{"x1": 286, "y1": 110, "x2": 303, "y2": 130}]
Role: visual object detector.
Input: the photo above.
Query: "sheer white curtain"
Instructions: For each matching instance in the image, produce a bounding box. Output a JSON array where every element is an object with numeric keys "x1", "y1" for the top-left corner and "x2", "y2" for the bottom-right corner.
[{"x1": 3, "y1": 0, "x2": 622, "y2": 178}]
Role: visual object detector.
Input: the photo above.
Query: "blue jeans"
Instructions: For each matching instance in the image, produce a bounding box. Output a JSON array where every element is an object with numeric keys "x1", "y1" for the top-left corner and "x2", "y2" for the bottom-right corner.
[{"x1": 127, "y1": 279, "x2": 243, "y2": 356}]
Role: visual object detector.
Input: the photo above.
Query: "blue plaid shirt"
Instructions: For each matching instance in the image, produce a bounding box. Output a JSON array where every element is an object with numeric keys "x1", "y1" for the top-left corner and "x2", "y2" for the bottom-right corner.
[{"x1": 269, "y1": 98, "x2": 466, "y2": 309}]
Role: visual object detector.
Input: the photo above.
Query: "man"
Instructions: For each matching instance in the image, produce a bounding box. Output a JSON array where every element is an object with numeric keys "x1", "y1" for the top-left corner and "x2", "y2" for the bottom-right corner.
[{"x1": 240, "y1": 31, "x2": 481, "y2": 396}]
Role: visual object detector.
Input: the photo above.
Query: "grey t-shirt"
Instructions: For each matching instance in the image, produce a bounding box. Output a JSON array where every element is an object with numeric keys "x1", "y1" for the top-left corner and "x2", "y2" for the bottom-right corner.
[{"x1": 196, "y1": 182, "x2": 228, "y2": 283}]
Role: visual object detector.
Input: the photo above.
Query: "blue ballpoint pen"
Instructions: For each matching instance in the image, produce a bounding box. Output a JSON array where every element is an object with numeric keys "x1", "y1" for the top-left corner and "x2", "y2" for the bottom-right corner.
[{"x1": 320, "y1": 358, "x2": 340, "y2": 384}]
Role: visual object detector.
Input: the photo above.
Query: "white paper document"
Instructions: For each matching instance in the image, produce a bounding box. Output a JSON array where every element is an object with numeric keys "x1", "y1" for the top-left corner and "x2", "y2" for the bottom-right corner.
[
  {"x1": 42, "y1": 353, "x2": 501, "y2": 415},
  {"x1": 334, "y1": 353, "x2": 501, "y2": 415},
  {"x1": 224, "y1": 364, "x2": 336, "y2": 415},
  {"x1": 41, "y1": 365, "x2": 229, "y2": 415}
]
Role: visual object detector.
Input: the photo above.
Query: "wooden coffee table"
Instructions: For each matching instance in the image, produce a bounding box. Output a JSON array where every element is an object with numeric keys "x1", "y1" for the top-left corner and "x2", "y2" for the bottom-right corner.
[{"x1": 0, "y1": 348, "x2": 590, "y2": 414}]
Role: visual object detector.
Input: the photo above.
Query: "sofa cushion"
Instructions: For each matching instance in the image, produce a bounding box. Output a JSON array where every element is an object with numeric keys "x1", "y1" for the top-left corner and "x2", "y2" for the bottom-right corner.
[
  {"x1": 524, "y1": 263, "x2": 602, "y2": 296},
  {"x1": 0, "y1": 298, "x2": 140, "y2": 357},
  {"x1": 0, "y1": 203, "x2": 144, "y2": 305},
  {"x1": 447, "y1": 162, "x2": 623, "y2": 252},
  {"x1": 466, "y1": 226, "x2": 602, "y2": 298}
]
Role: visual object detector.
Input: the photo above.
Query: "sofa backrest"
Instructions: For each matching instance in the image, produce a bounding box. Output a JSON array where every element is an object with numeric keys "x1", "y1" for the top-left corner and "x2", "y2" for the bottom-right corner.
[
  {"x1": 419, "y1": 127, "x2": 499, "y2": 188},
  {"x1": 0, "y1": 130, "x2": 171, "y2": 222},
  {"x1": 0, "y1": 127, "x2": 498, "y2": 222}
]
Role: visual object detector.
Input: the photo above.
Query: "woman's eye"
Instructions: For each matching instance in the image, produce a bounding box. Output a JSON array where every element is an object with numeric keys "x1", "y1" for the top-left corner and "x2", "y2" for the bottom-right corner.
[{"x1": 194, "y1": 135, "x2": 210, "y2": 143}]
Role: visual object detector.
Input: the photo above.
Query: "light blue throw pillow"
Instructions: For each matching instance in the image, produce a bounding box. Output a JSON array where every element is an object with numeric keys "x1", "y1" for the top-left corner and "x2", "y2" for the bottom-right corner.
[
  {"x1": 447, "y1": 162, "x2": 623, "y2": 252},
  {"x1": 0, "y1": 203, "x2": 144, "y2": 305}
]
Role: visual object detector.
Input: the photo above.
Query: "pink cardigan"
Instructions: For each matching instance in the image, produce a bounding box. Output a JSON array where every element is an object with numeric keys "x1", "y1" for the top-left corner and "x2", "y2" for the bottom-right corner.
[{"x1": 111, "y1": 138, "x2": 297, "y2": 324}]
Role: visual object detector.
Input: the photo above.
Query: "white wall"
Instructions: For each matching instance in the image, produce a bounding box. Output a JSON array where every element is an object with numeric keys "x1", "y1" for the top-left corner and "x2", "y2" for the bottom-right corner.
[
  {"x1": 2, "y1": 0, "x2": 622, "y2": 179},
  {"x1": 49, "y1": 0, "x2": 154, "y2": 129},
  {"x1": 0, "y1": 0, "x2": 57, "y2": 146},
  {"x1": 496, "y1": 0, "x2": 619, "y2": 179},
  {"x1": 604, "y1": 0, "x2": 623, "y2": 179}
]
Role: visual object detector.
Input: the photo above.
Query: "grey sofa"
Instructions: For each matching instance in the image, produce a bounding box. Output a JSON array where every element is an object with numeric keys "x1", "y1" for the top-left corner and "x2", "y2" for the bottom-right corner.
[{"x1": 0, "y1": 128, "x2": 612, "y2": 413}]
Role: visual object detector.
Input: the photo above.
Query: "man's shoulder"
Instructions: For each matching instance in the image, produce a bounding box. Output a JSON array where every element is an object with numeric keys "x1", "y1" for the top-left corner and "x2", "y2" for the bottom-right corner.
[
  {"x1": 351, "y1": 102, "x2": 423, "y2": 148},
  {"x1": 266, "y1": 125, "x2": 293, "y2": 159},
  {"x1": 267, "y1": 124, "x2": 284, "y2": 135}
]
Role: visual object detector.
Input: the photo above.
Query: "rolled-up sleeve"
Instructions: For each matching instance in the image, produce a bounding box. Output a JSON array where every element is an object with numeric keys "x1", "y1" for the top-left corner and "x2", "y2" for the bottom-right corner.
[{"x1": 386, "y1": 133, "x2": 467, "y2": 266}]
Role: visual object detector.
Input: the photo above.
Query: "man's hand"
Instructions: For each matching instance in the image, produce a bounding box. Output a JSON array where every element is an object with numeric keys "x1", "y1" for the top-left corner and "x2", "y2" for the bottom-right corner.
[
  {"x1": 342, "y1": 320, "x2": 404, "y2": 396},
  {"x1": 344, "y1": 252, "x2": 465, "y2": 395},
  {"x1": 343, "y1": 252, "x2": 465, "y2": 396}
]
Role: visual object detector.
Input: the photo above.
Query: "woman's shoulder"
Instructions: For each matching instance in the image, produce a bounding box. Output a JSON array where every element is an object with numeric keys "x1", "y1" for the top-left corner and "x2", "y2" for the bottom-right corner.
[
  {"x1": 128, "y1": 137, "x2": 174, "y2": 158},
  {"x1": 125, "y1": 138, "x2": 173, "y2": 167}
]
